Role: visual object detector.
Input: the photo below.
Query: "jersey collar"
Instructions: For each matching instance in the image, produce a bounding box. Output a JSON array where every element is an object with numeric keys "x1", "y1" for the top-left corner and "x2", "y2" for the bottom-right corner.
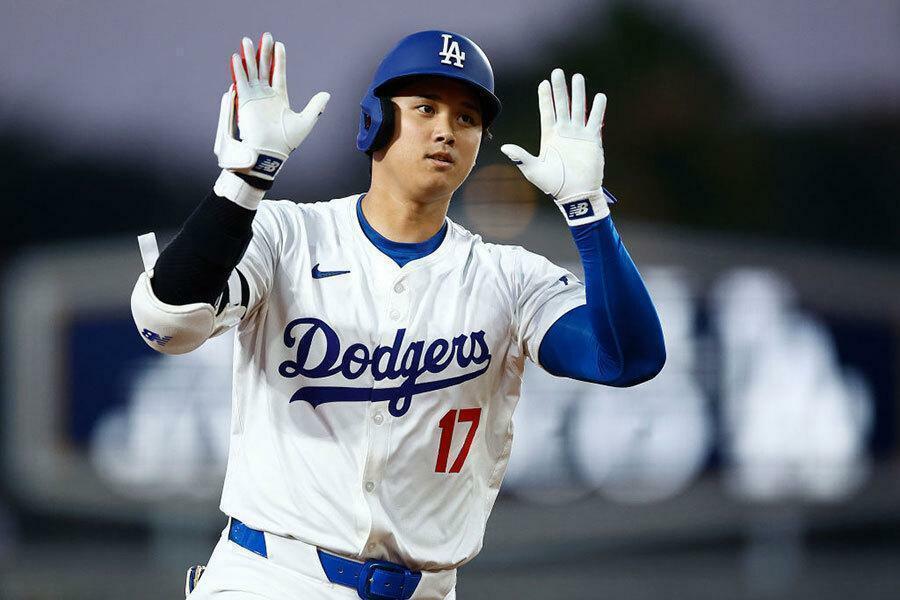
[{"x1": 348, "y1": 194, "x2": 456, "y2": 273}]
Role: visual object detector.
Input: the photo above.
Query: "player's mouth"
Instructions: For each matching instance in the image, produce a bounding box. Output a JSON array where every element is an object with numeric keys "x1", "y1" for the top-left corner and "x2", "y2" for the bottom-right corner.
[{"x1": 426, "y1": 152, "x2": 455, "y2": 169}]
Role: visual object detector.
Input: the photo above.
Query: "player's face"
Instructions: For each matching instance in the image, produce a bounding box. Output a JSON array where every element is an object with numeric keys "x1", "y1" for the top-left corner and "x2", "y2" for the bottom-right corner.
[{"x1": 372, "y1": 77, "x2": 484, "y2": 201}]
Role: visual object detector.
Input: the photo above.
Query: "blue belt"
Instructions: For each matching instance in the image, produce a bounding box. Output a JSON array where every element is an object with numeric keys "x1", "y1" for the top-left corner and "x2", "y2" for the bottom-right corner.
[{"x1": 228, "y1": 518, "x2": 422, "y2": 600}]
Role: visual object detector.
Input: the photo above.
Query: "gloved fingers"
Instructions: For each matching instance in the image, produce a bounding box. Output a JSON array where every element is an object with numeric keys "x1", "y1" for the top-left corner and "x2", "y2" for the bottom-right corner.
[
  {"x1": 230, "y1": 54, "x2": 250, "y2": 104},
  {"x1": 538, "y1": 79, "x2": 555, "y2": 137},
  {"x1": 571, "y1": 73, "x2": 586, "y2": 127},
  {"x1": 499, "y1": 143, "x2": 537, "y2": 167},
  {"x1": 586, "y1": 92, "x2": 607, "y2": 136},
  {"x1": 213, "y1": 87, "x2": 235, "y2": 155},
  {"x1": 299, "y1": 90, "x2": 330, "y2": 116},
  {"x1": 284, "y1": 91, "x2": 330, "y2": 147},
  {"x1": 550, "y1": 68, "x2": 570, "y2": 125},
  {"x1": 213, "y1": 86, "x2": 255, "y2": 168},
  {"x1": 272, "y1": 41, "x2": 288, "y2": 96},
  {"x1": 241, "y1": 37, "x2": 259, "y2": 85},
  {"x1": 257, "y1": 32, "x2": 274, "y2": 87}
]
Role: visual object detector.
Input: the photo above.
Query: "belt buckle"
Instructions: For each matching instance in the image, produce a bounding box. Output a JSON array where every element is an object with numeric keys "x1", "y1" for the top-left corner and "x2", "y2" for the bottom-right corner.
[{"x1": 356, "y1": 559, "x2": 415, "y2": 600}]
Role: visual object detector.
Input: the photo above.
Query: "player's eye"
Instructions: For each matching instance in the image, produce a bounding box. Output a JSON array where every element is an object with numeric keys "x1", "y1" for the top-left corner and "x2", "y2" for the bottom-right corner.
[
  {"x1": 459, "y1": 113, "x2": 477, "y2": 126},
  {"x1": 416, "y1": 104, "x2": 434, "y2": 115}
]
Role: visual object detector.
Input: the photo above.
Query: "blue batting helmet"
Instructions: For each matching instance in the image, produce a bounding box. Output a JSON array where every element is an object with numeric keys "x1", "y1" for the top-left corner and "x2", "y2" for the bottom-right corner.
[{"x1": 356, "y1": 30, "x2": 502, "y2": 154}]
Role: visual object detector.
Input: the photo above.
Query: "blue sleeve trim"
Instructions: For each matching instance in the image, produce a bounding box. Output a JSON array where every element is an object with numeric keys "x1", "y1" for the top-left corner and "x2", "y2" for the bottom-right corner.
[{"x1": 538, "y1": 215, "x2": 666, "y2": 386}]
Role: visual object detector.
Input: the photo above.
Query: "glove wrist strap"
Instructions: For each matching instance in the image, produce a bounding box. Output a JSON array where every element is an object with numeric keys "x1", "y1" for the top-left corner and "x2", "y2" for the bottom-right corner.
[
  {"x1": 234, "y1": 172, "x2": 274, "y2": 191},
  {"x1": 214, "y1": 170, "x2": 266, "y2": 210},
  {"x1": 554, "y1": 188, "x2": 615, "y2": 226}
]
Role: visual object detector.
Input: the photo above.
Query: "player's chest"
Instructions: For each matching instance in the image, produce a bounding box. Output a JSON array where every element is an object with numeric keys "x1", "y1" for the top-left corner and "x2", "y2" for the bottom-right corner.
[
  {"x1": 262, "y1": 249, "x2": 512, "y2": 409},
  {"x1": 272, "y1": 247, "x2": 510, "y2": 341}
]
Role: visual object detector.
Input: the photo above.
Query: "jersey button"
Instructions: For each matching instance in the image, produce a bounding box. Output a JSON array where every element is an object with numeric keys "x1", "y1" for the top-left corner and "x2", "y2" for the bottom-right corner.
[
  {"x1": 389, "y1": 309, "x2": 400, "y2": 321},
  {"x1": 373, "y1": 412, "x2": 384, "y2": 425},
  {"x1": 365, "y1": 481, "x2": 375, "y2": 493},
  {"x1": 393, "y1": 282, "x2": 405, "y2": 294}
]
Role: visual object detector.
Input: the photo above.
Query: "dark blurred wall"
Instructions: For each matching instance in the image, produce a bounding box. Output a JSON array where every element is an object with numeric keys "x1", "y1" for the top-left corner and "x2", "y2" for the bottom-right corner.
[
  {"x1": 486, "y1": 4, "x2": 900, "y2": 256},
  {"x1": 4, "y1": 3, "x2": 898, "y2": 268}
]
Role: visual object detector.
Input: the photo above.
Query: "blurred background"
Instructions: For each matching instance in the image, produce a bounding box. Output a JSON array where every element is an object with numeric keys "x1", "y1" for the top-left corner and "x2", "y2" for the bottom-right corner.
[{"x1": 2, "y1": 0, "x2": 899, "y2": 598}]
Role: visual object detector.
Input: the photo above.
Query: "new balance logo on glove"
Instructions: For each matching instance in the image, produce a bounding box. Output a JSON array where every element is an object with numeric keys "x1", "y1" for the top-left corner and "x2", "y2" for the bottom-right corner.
[
  {"x1": 563, "y1": 199, "x2": 594, "y2": 219},
  {"x1": 252, "y1": 155, "x2": 284, "y2": 175}
]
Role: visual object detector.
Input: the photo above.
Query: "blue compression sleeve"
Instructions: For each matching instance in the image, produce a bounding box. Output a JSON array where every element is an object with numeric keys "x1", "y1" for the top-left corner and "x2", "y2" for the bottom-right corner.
[{"x1": 538, "y1": 216, "x2": 665, "y2": 386}]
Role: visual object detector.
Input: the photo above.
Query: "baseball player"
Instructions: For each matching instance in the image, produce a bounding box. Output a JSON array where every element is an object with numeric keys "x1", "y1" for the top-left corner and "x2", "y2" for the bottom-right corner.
[{"x1": 131, "y1": 30, "x2": 664, "y2": 600}]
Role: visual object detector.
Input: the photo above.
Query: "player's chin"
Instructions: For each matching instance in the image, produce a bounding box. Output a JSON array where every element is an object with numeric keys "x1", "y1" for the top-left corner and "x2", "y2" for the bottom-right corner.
[
  {"x1": 414, "y1": 176, "x2": 458, "y2": 200},
  {"x1": 417, "y1": 162, "x2": 455, "y2": 182},
  {"x1": 426, "y1": 157, "x2": 472, "y2": 181}
]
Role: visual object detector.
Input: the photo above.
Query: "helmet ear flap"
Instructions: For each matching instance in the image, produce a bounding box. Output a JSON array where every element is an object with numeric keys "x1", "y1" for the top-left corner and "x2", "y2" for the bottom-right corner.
[
  {"x1": 356, "y1": 94, "x2": 394, "y2": 157},
  {"x1": 367, "y1": 96, "x2": 396, "y2": 156}
]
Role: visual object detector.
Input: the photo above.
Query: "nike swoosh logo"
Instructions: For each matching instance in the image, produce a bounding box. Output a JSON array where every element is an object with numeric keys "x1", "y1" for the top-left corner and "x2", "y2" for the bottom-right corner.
[{"x1": 312, "y1": 264, "x2": 351, "y2": 279}]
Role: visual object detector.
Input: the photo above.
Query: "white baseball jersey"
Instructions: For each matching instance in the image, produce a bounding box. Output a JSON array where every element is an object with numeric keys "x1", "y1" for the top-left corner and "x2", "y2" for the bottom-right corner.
[{"x1": 216, "y1": 193, "x2": 585, "y2": 571}]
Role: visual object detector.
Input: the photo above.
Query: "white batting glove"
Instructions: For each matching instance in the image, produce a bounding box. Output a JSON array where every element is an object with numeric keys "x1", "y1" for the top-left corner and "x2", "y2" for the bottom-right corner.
[
  {"x1": 501, "y1": 68, "x2": 613, "y2": 225},
  {"x1": 214, "y1": 33, "x2": 330, "y2": 181}
]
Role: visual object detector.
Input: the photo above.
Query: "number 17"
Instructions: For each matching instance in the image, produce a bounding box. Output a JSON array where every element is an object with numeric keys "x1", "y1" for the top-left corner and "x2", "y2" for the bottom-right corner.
[{"x1": 435, "y1": 407, "x2": 482, "y2": 473}]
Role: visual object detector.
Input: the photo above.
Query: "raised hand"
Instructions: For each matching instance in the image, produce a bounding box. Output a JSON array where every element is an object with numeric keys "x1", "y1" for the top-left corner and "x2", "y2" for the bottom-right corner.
[
  {"x1": 501, "y1": 68, "x2": 611, "y2": 224},
  {"x1": 214, "y1": 33, "x2": 331, "y2": 181}
]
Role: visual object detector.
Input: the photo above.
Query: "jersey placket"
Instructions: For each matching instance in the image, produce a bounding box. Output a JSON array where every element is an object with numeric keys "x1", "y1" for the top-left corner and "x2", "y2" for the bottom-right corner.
[{"x1": 359, "y1": 261, "x2": 412, "y2": 555}]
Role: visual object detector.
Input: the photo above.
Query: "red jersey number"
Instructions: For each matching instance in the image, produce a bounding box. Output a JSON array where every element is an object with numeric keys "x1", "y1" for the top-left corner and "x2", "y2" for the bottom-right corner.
[{"x1": 435, "y1": 408, "x2": 482, "y2": 473}]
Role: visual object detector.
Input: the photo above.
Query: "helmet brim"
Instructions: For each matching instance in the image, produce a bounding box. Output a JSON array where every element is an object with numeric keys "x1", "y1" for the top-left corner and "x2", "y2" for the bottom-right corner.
[{"x1": 374, "y1": 73, "x2": 501, "y2": 129}]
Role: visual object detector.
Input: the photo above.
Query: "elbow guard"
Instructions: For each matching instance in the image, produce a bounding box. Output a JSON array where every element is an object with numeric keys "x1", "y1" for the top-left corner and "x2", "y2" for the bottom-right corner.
[
  {"x1": 130, "y1": 232, "x2": 243, "y2": 355},
  {"x1": 130, "y1": 271, "x2": 216, "y2": 355}
]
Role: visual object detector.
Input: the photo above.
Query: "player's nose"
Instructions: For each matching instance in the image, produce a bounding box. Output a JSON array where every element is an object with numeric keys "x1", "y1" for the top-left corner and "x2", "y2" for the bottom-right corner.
[
  {"x1": 433, "y1": 113, "x2": 456, "y2": 146},
  {"x1": 433, "y1": 129, "x2": 455, "y2": 146}
]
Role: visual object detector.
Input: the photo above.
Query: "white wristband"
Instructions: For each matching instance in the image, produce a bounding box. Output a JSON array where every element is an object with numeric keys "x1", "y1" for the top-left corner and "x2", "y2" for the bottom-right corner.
[
  {"x1": 213, "y1": 170, "x2": 266, "y2": 211},
  {"x1": 554, "y1": 188, "x2": 615, "y2": 226}
]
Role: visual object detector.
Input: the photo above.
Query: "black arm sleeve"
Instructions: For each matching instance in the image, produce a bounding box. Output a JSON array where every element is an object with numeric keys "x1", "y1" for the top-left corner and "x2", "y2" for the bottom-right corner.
[{"x1": 150, "y1": 191, "x2": 256, "y2": 306}]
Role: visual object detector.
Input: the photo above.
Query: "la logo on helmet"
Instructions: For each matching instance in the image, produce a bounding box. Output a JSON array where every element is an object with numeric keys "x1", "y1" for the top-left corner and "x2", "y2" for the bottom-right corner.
[{"x1": 439, "y1": 34, "x2": 466, "y2": 68}]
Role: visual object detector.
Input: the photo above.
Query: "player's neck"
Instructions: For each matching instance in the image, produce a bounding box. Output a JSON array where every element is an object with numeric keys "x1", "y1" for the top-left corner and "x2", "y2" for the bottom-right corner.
[{"x1": 361, "y1": 183, "x2": 449, "y2": 243}]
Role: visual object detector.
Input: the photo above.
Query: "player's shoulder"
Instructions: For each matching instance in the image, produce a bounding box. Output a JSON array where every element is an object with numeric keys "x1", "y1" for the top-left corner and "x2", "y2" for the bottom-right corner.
[
  {"x1": 444, "y1": 219, "x2": 555, "y2": 289},
  {"x1": 445, "y1": 218, "x2": 537, "y2": 267},
  {"x1": 257, "y1": 194, "x2": 357, "y2": 217},
  {"x1": 253, "y1": 194, "x2": 359, "y2": 231}
]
